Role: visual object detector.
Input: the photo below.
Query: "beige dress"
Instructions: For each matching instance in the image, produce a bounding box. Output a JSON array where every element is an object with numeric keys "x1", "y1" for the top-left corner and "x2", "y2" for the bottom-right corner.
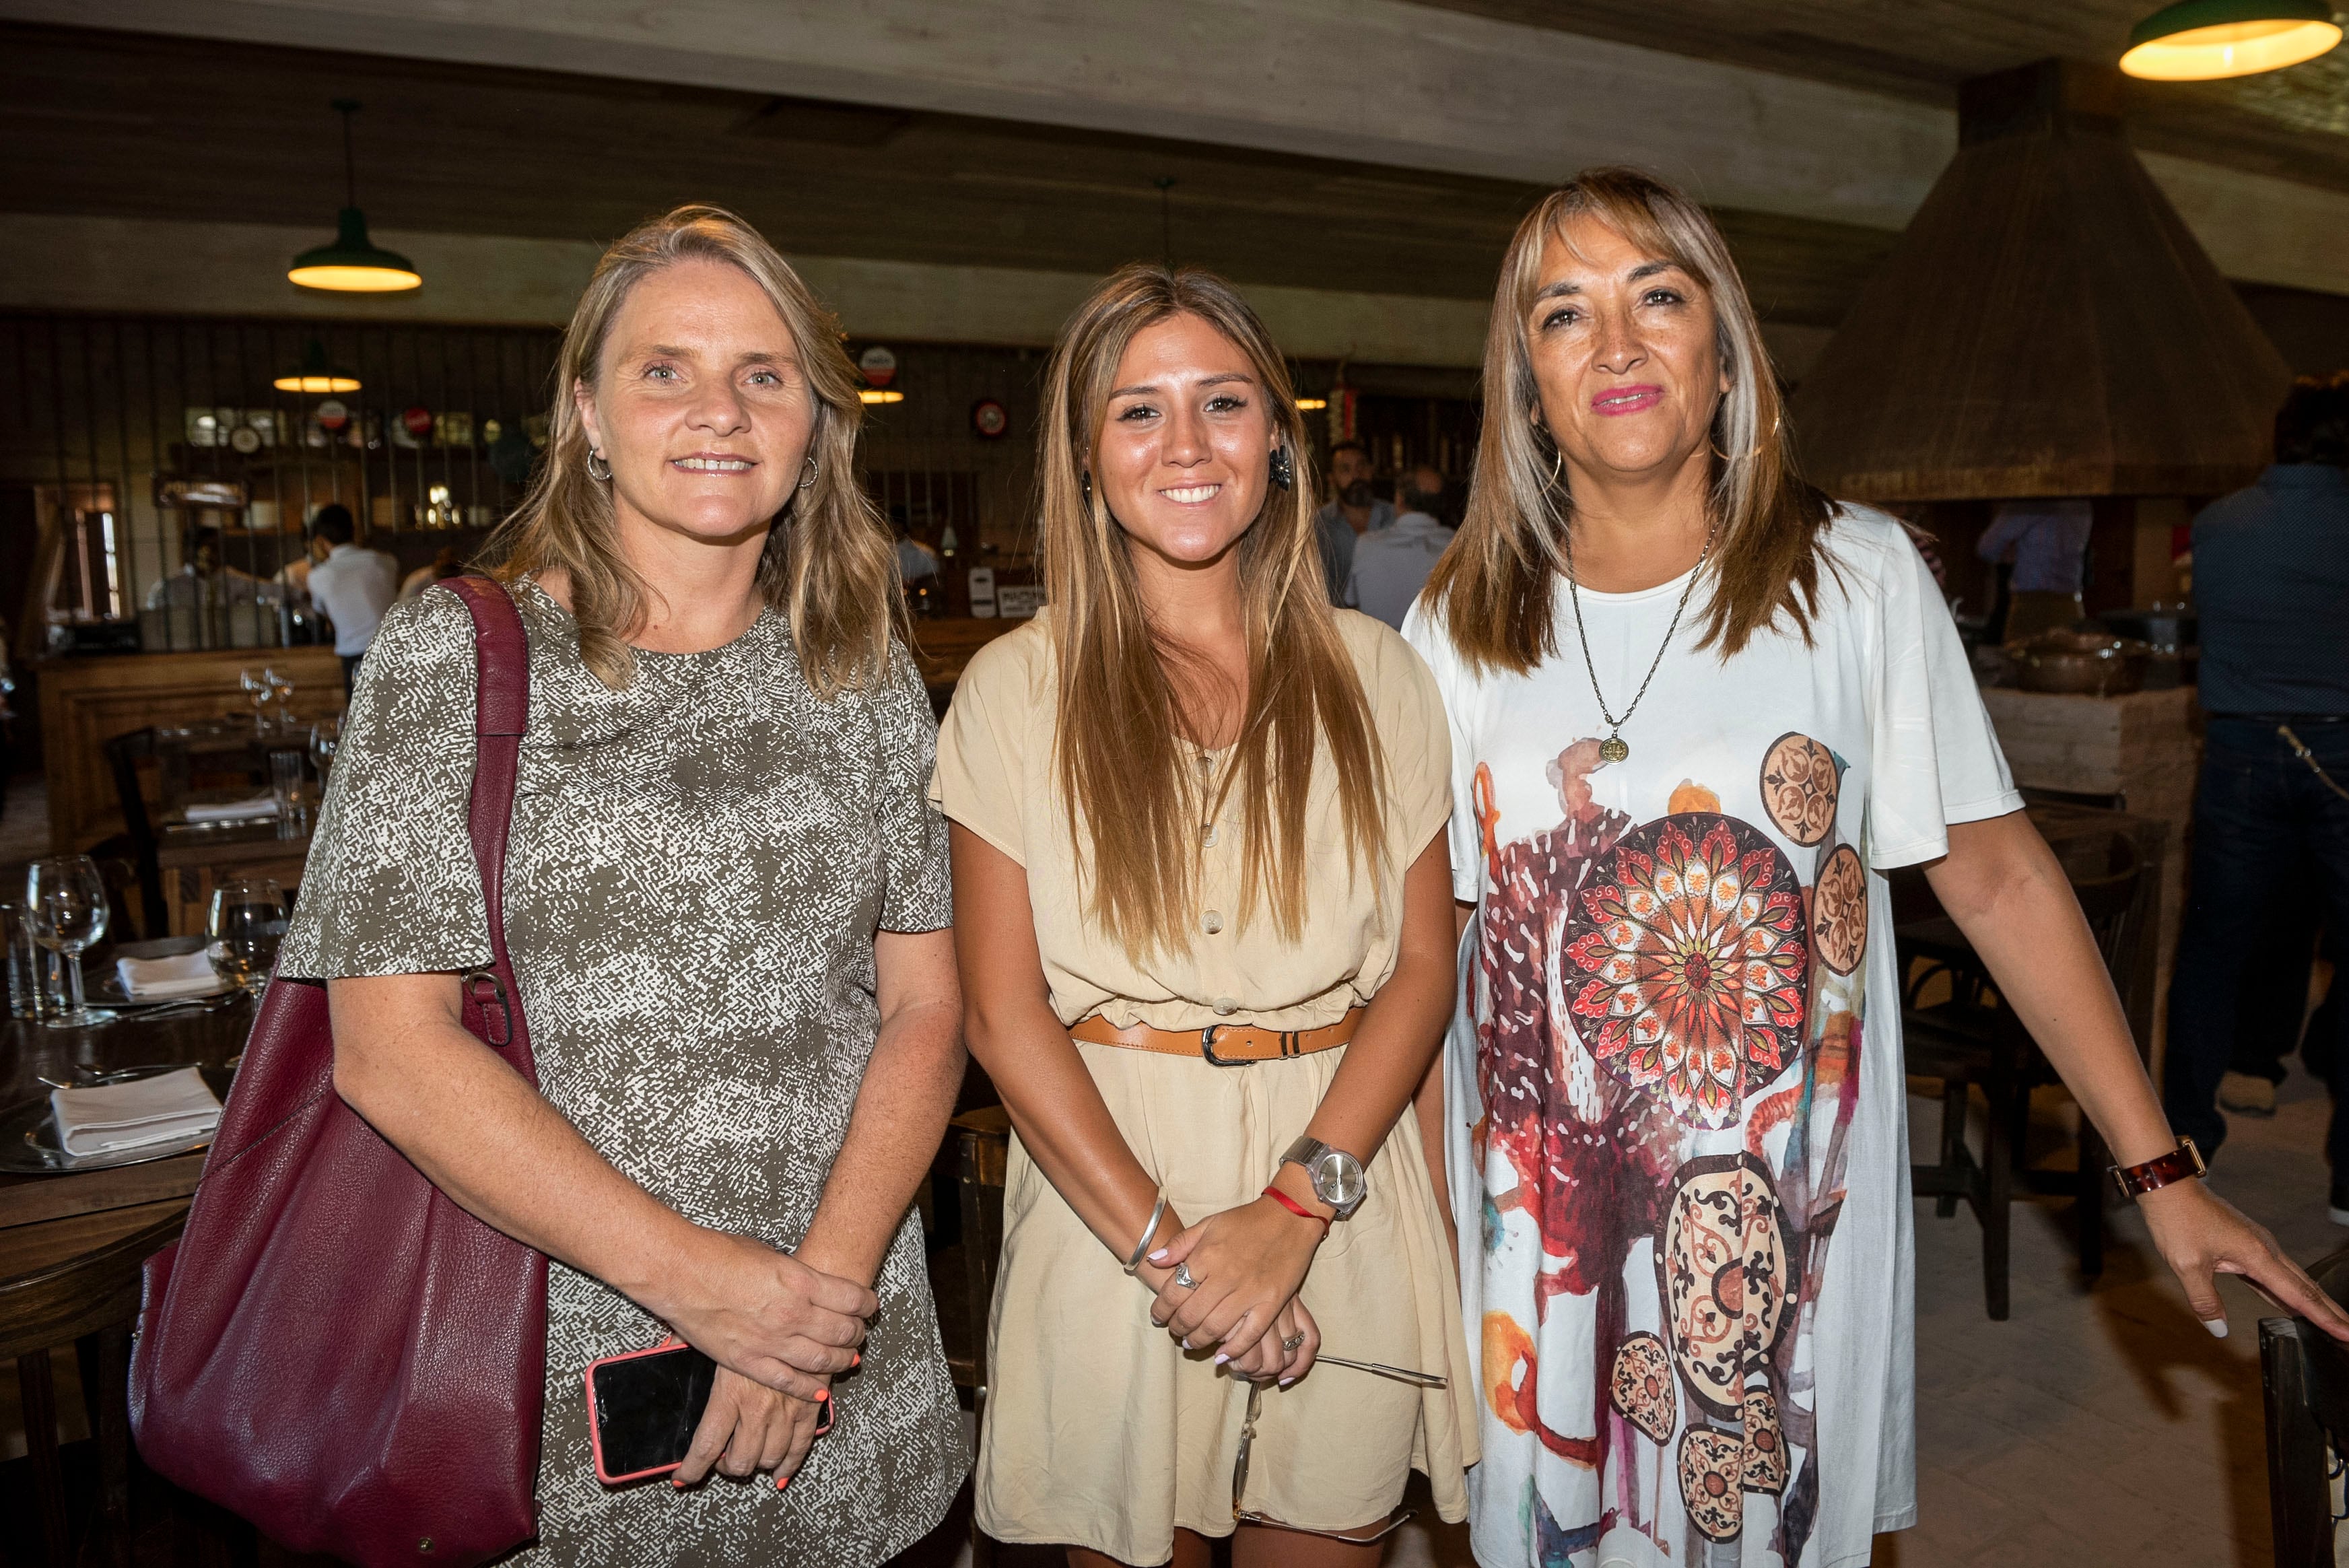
[{"x1": 930, "y1": 609, "x2": 1477, "y2": 1565}]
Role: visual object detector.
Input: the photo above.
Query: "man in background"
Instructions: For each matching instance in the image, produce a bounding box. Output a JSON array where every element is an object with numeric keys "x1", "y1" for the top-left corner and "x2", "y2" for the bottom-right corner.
[
  {"x1": 1312, "y1": 439, "x2": 1394, "y2": 603},
  {"x1": 1977, "y1": 497, "x2": 2093, "y2": 638},
  {"x1": 304, "y1": 504, "x2": 400, "y2": 689},
  {"x1": 2162, "y1": 372, "x2": 2349, "y2": 1217},
  {"x1": 1346, "y1": 464, "x2": 1455, "y2": 629}
]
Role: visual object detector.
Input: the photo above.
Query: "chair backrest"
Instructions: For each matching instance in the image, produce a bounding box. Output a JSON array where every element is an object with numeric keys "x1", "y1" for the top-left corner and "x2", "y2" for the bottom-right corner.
[
  {"x1": 2261, "y1": 1248, "x2": 2349, "y2": 1568},
  {"x1": 2063, "y1": 829, "x2": 2142, "y2": 980},
  {"x1": 100, "y1": 727, "x2": 165, "y2": 939}
]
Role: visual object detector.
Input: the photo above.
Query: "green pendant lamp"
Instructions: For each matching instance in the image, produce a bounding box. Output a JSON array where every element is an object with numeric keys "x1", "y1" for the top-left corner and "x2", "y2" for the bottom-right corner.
[
  {"x1": 2121, "y1": 0, "x2": 2342, "y2": 79},
  {"x1": 288, "y1": 100, "x2": 421, "y2": 292}
]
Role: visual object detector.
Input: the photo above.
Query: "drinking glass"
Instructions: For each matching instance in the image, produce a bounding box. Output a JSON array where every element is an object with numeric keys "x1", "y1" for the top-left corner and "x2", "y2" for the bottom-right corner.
[
  {"x1": 1, "y1": 901, "x2": 41, "y2": 1019},
  {"x1": 264, "y1": 665, "x2": 295, "y2": 730},
  {"x1": 207, "y1": 877, "x2": 287, "y2": 998},
  {"x1": 269, "y1": 750, "x2": 312, "y2": 840},
  {"x1": 239, "y1": 667, "x2": 270, "y2": 734},
  {"x1": 24, "y1": 856, "x2": 110, "y2": 1027},
  {"x1": 309, "y1": 716, "x2": 342, "y2": 788}
]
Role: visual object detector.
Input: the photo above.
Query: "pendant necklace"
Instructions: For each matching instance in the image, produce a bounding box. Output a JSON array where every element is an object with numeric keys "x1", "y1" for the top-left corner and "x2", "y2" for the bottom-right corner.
[{"x1": 1558, "y1": 518, "x2": 1718, "y2": 764}]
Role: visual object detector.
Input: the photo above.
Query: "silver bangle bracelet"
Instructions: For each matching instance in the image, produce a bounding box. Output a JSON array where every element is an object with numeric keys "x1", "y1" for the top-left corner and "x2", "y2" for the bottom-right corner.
[{"x1": 1122, "y1": 1192, "x2": 1169, "y2": 1274}]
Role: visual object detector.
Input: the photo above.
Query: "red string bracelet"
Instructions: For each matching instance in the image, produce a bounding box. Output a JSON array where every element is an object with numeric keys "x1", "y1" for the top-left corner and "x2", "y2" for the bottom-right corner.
[{"x1": 1261, "y1": 1184, "x2": 1331, "y2": 1236}]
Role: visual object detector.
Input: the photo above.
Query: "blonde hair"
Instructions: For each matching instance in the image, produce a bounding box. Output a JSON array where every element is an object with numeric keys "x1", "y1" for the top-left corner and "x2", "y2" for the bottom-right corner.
[
  {"x1": 485, "y1": 204, "x2": 903, "y2": 695},
  {"x1": 1423, "y1": 167, "x2": 1835, "y2": 673},
  {"x1": 1038, "y1": 265, "x2": 1384, "y2": 961}
]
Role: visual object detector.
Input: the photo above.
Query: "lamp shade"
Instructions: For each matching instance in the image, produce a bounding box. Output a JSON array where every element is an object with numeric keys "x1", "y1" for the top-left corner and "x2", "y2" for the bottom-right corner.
[
  {"x1": 288, "y1": 207, "x2": 421, "y2": 292},
  {"x1": 2120, "y1": 0, "x2": 2342, "y2": 79},
  {"x1": 273, "y1": 341, "x2": 360, "y2": 394}
]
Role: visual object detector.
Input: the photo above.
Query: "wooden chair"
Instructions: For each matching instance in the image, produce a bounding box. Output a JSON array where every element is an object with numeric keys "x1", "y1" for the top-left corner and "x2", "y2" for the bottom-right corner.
[
  {"x1": 1900, "y1": 828, "x2": 2146, "y2": 1320},
  {"x1": 99, "y1": 727, "x2": 167, "y2": 941},
  {"x1": 2261, "y1": 1248, "x2": 2349, "y2": 1568},
  {"x1": 2, "y1": 1201, "x2": 189, "y2": 1568}
]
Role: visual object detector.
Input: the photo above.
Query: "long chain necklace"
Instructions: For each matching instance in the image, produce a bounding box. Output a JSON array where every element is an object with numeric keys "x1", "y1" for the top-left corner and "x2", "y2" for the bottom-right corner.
[{"x1": 1558, "y1": 518, "x2": 1718, "y2": 764}]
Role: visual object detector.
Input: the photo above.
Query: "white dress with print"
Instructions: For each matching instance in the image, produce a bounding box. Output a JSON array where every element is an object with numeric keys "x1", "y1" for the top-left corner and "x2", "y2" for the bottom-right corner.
[{"x1": 1404, "y1": 508, "x2": 2020, "y2": 1568}]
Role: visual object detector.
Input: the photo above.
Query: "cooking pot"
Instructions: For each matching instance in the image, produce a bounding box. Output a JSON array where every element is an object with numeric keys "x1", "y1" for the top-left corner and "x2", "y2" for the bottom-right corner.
[{"x1": 2008, "y1": 627, "x2": 2152, "y2": 697}]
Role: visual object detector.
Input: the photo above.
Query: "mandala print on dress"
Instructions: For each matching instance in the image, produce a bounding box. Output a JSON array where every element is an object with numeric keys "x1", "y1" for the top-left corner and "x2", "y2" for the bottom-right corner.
[
  {"x1": 1740, "y1": 1386, "x2": 1788, "y2": 1496},
  {"x1": 1658, "y1": 1152, "x2": 1791, "y2": 1419},
  {"x1": 1608, "y1": 1331, "x2": 1676, "y2": 1443},
  {"x1": 1758, "y1": 732, "x2": 1839, "y2": 847},
  {"x1": 1563, "y1": 813, "x2": 1809, "y2": 1130},
  {"x1": 1812, "y1": 842, "x2": 1870, "y2": 976},
  {"x1": 1679, "y1": 1426, "x2": 1747, "y2": 1542}
]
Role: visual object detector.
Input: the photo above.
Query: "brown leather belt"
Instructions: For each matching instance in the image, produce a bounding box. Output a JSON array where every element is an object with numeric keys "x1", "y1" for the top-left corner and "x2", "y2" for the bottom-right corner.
[{"x1": 1068, "y1": 1007, "x2": 1364, "y2": 1066}]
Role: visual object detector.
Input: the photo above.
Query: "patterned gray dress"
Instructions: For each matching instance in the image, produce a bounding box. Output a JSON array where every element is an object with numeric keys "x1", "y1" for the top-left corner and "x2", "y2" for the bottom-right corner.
[{"x1": 279, "y1": 578, "x2": 965, "y2": 1567}]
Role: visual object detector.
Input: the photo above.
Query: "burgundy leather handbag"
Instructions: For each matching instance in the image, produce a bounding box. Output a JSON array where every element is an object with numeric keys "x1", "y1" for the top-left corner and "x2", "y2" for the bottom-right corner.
[{"x1": 131, "y1": 576, "x2": 547, "y2": 1567}]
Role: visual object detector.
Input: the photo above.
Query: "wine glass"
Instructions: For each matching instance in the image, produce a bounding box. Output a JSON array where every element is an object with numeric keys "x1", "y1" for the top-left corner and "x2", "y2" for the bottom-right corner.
[
  {"x1": 264, "y1": 665, "x2": 295, "y2": 731},
  {"x1": 309, "y1": 716, "x2": 342, "y2": 788},
  {"x1": 206, "y1": 877, "x2": 288, "y2": 999},
  {"x1": 239, "y1": 667, "x2": 270, "y2": 735},
  {"x1": 24, "y1": 856, "x2": 110, "y2": 1027}
]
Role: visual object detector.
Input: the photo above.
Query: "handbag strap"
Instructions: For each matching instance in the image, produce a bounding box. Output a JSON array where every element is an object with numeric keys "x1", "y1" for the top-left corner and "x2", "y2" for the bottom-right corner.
[{"x1": 438, "y1": 575, "x2": 537, "y2": 1085}]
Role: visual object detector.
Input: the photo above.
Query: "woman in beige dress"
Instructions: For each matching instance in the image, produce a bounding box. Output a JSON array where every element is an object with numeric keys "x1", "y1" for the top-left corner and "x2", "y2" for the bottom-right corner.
[{"x1": 933, "y1": 264, "x2": 1475, "y2": 1567}]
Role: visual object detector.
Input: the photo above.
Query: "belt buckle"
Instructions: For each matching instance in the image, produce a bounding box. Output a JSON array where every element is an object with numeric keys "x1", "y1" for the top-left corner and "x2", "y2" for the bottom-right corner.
[{"x1": 1200, "y1": 1025, "x2": 1249, "y2": 1068}]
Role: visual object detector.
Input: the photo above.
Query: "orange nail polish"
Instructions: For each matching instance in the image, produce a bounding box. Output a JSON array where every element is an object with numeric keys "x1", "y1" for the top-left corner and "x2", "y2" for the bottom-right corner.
[
  {"x1": 815, "y1": 1387, "x2": 831, "y2": 1400},
  {"x1": 776, "y1": 1476, "x2": 790, "y2": 1493},
  {"x1": 851, "y1": 1351, "x2": 862, "y2": 1367}
]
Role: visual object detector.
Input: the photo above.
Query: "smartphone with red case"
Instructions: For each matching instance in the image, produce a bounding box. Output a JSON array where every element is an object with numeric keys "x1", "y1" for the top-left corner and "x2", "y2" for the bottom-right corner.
[{"x1": 584, "y1": 1338, "x2": 717, "y2": 1485}]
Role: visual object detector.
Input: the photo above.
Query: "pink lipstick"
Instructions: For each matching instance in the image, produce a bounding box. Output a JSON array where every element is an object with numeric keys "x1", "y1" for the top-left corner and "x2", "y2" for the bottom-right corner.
[{"x1": 1591, "y1": 384, "x2": 1663, "y2": 416}]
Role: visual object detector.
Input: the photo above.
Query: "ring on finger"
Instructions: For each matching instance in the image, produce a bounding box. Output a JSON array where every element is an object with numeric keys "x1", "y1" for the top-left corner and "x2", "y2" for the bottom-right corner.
[
  {"x1": 1281, "y1": 1331, "x2": 1305, "y2": 1353},
  {"x1": 1172, "y1": 1262, "x2": 1198, "y2": 1289}
]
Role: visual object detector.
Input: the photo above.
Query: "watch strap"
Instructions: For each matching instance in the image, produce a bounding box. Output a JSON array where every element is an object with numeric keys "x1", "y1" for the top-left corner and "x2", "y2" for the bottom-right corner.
[{"x1": 2109, "y1": 1136, "x2": 2206, "y2": 1201}]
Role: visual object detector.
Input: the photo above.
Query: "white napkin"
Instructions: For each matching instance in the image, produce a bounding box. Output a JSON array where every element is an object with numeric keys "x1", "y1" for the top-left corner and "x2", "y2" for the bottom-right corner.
[
  {"x1": 49, "y1": 1066, "x2": 222, "y2": 1156},
  {"x1": 184, "y1": 794, "x2": 277, "y2": 823},
  {"x1": 116, "y1": 951, "x2": 225, "y2": 1000}
]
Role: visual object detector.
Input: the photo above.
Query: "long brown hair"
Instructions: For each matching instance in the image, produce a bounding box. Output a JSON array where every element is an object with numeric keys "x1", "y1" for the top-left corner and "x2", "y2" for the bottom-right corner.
[
  {"x1": 485, "y1": 204, "x2": 903, "y2": 695},
  {"x1": 1423, "y1": 168, "x2": 1836, "y2": 674},
  {"x1": 1040, "y1": 265, "x2": 1384, "y2": 961}
]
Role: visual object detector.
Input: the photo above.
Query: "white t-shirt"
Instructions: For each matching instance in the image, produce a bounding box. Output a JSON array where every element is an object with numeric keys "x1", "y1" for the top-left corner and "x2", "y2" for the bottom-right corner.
[
  {"x1": 1403, "y1": 507, "x2": 2018, "y2": 1568},
  {"x1": 306, "y1": 544, "x2": 403, "y2": 656}
]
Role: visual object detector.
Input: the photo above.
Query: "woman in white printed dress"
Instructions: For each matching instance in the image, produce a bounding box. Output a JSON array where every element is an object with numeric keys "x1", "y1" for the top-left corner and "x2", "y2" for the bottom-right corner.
[{"x1": 1401, "y1": 167, "x2": 2349, "y2": 1568}]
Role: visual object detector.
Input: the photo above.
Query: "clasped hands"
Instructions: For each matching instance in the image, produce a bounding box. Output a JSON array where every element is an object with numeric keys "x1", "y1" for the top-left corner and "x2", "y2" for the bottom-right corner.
[
  {"x1": 1138, "y1": 1194, "x2": 1325, "y2": 1386},
  {"x1": 646, "y1": 1230, "x2": 877, "y2": 1491}
]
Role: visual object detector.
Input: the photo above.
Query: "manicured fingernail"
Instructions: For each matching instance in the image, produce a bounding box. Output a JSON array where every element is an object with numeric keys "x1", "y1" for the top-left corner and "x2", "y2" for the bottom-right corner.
[
  {"x1": 815, "y1": 1386, "x2": 831, "y2": 1400},
  {"x1": 1214, "y1": 1352, "x2": 1230, "y2": 1366},
  {"x1": 850, "y1": 1352, "x2": 861, "y2": 1367},
  {"x1": 776, "y1": 1477, "x2": 790, "y2": 1493},
  {"x1": 672, "y1": 1478, "x2": 687, "y2": 1489},
  {"x1": 1181, "y1": 1338, "x2": 1192, "y2": 1351},
  {"x1": 1148, "y1": 1248, "x2": 1169, "y2": 1262},
  {"x1": 1279, "y1": 1375, "x2": 1296, "y2": 1386},
  {"x1": 2204, "y1": 1317, "x2": 2230, "y2": 1339}
]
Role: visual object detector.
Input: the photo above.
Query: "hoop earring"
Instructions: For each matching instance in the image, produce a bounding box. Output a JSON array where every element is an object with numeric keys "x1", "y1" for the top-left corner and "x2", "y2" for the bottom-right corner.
[
  {"x1": 585, "y1": 448, "x2": 611, "y2": 482},
  {"x1": 797, "y1": 455, "x2": 818, "y2": 491},
  {"x1": 1544, "y1": 443, "x2": 1563, "y2": 491},
  {"x1": 1268, "y1": 444, "x2": 1295, "y2": 491}
]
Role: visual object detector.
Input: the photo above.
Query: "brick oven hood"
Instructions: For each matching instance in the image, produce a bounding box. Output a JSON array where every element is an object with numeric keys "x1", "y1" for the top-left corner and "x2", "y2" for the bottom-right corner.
[{"x1": 1788, "y1": 59, "x2": 2291, "y2": 504}]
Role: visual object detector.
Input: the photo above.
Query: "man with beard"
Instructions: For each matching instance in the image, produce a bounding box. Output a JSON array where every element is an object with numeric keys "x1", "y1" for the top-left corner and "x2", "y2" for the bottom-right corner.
[{"x1": 1312, "y1": 438, "x2": 1394, "y2": 601}]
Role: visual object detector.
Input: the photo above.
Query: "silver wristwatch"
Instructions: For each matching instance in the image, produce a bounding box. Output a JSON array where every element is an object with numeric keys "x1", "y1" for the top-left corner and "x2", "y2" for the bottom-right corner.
[{"x1": 1280, "y1": 1135, "x2": 1367, "y2": 1221}]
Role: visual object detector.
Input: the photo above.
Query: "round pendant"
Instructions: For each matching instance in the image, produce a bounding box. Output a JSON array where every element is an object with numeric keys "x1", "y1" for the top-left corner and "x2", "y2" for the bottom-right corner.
[{"x1": 1599, "y1": 735, "x2": 1631, "y2": 763}]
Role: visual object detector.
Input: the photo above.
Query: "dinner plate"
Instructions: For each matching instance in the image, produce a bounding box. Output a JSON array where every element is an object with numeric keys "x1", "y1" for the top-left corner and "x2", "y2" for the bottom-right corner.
[{"x1": 0, "y1": 1061, "x2": 236, "y2": 1174}]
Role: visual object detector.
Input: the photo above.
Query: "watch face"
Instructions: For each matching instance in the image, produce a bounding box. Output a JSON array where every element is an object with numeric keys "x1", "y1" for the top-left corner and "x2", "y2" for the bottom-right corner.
[{"x1": 1312, "y1": 1149, "x2": 1367, "y2": 1210}]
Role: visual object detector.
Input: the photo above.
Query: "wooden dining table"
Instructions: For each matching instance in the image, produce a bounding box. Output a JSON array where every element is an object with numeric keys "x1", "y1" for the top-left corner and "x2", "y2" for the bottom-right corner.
[{"x1": 0, "y1": 993, "x2": 254, "y2": 1565}]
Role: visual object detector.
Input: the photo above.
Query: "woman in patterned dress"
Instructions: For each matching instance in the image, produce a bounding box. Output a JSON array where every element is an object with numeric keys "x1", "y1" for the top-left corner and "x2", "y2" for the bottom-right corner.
[
  {"x1": 279, "y1": 207, "x2": 967, "y2": 1565},
  {"x1": 934, "y1": 265, "x2": 1475, "y2": 1567},
  {"x1": 1402, "y1": 168, "x2": 2349, "y2": 1568}
]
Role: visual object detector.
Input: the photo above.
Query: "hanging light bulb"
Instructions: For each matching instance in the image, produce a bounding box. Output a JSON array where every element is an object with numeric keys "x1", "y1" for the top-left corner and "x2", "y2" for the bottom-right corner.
[
  {"x1": 273, "y1": 340, "x2": 362, "y2": 394},
  {"x1": 2121, "y1": 0, "x2": 2342, "y2": 79},
  {"x1": 288, "y1": 100, "x2": 421, "y2": 292}
]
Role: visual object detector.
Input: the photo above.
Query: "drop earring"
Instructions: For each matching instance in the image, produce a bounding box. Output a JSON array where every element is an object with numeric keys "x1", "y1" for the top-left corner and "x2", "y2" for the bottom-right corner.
[
  {"x1": 1081, "y1": 471, "x2": 1093, "y2": 507},
  {"x1": 1268, "y1": 444, "x2": 1295, "y2": 491}
]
